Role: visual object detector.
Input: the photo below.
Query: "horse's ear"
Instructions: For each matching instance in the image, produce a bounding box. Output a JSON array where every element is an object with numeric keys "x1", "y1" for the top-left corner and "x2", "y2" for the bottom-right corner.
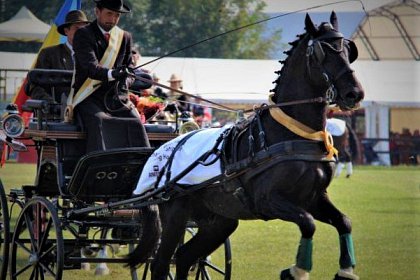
[
  {"x1": 330, "y1": 11, "x2": 339, "y2": 30},
  {"x1": 305, "y1": 13, "x2": 317, "y2": 36}
]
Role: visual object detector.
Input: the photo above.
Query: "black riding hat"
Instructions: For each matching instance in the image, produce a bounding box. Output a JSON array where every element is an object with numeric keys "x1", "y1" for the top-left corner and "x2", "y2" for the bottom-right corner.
[
  {"x1": 94, "y1": 0, "x2": 131, "y2": 13},
  {"x1": 57, "y1": 10, "x2": 90, "y2": 35}
]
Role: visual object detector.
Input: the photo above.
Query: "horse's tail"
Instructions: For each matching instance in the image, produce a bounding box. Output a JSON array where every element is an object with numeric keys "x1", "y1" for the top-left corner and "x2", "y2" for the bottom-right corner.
[{"x1": 126, "y1": 204, "x2": 161, "y2": 268}]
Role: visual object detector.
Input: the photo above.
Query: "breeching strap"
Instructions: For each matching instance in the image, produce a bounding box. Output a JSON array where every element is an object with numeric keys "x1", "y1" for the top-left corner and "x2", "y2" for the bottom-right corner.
[{"x1": 268, "y1": 94, "x2": 337, "y2": 159}]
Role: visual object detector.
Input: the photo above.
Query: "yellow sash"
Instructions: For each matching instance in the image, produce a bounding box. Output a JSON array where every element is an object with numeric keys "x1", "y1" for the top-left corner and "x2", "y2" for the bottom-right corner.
[
  {"x1": 65, "y1": 26, "x2": 124, "y2": 121},
  {"x1": 268, "y1": 94, "x2": 337, "y2": 159}
]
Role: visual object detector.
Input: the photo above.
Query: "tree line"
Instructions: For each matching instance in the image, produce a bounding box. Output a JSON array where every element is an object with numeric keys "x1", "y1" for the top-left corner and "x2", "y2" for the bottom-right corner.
[{"x1": 0, "y1": 0, "x2": 282, "y2": 59}]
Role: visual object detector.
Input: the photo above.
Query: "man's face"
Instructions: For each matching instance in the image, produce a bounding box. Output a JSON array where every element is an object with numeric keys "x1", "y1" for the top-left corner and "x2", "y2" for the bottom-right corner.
[
  {"x1": 170, "y1": 81, "x2": 182, "y2": 90},
  {"x1": 95, "y1": 7, "x2": 121, "y2": 31},
  {"x1": 132, "y1": 52, "x2": 140, "y2": 64},
  {"x1": 65, "y1": 22, "x2": 88, "y2": 45}
]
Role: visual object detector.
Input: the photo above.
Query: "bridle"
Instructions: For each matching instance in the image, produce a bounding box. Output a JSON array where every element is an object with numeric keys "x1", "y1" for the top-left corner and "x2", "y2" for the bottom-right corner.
[{"x1": 306, "y1": 32, "x2": 357, "y2": 105}]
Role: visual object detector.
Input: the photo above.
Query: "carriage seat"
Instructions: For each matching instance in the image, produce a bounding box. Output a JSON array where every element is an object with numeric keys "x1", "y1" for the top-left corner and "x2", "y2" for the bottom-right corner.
[
  {"x1": 25, "y1": 69, "x2": 73, "y2": 120},
  {"x1": 27, "y1": 69, "x2": 73, "y2": 88},
  {"x1": 67, "y1": 147, "x2": 154, "y2": 201}
]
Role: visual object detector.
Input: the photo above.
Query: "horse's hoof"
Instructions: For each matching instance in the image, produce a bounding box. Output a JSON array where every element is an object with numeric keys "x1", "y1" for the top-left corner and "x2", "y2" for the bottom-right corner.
[
  {"x1": 82, "y1": 245, "x2": 99, "y2": 258},
  {"x1": 346, "y1": 174, "x2": 351, "y2": 178},
  {"x1": 81, "y1": 263, "x2": 90, "y2": 271},
  {"x1": 280, "y1": 268, "x2": 294, "y2": 280},
  {"x1": 333, "y1": 273, "x2": 359, "y2": 280},
  {"x1": 95, "y1": 266, "x2": 110, "y2": 276}
]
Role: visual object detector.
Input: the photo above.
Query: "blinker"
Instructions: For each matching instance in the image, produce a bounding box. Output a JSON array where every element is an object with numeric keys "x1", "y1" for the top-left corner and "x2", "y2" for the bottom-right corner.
[{"x1": 347, "y1": 40, "x2": 358, "y2": 63}]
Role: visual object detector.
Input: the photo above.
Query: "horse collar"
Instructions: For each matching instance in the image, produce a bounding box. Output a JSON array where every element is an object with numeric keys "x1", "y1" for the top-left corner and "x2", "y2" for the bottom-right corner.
[{"x1": 268, "y1": 95, "x2": 337, "y2": 159}]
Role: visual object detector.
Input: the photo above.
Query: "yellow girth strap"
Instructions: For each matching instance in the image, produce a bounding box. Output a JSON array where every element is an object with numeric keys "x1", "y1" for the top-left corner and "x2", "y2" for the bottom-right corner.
[
  {"x1": 268, "y1": 94, "x2": 337, "y2": 159},
  {"x1": 65, "y1": 26, "x2": 124, "y2": 121}
]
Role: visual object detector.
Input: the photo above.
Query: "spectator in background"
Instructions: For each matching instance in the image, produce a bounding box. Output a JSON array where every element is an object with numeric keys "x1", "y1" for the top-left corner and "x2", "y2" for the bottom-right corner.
[
  {"x1": 413, "y1": 129, "x2": 420, "y2": 165},
  {"x1": 151, "y1": 73, "x2": 167, "y2": 99},
  {"x1": 400, "y1": 128, "x2": 413, "y2": 164},
  {"x1": 326, "y1": 117, "x2": 353, "y2": 178},
  {"x1": 129, "y1": 47, "x2": 152, "y2": 95},
  {"x1": 389, "y1": 132, "x2": 400, "y2": 165},
  {"x1": 165, "y1": 74, "x2": 190, "y2": 114},
  {"x1": 191, "y1": 95, "x2": 211, "y2": 128},
  {"x1": 27, "y1": 10, "x2": 90, "y2": 118}
]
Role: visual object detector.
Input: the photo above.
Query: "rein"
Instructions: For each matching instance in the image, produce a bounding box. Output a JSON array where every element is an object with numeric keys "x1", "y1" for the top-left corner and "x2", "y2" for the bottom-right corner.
[
  {"x1": 242, "y1": 96, "x2": 327, "y2": 114},
  {"x1": 132, "y1": 74, "x2": 329, "y2": 114},
  {"x1": 132, "y1": 74, "x2": 237, "y2": 112}
]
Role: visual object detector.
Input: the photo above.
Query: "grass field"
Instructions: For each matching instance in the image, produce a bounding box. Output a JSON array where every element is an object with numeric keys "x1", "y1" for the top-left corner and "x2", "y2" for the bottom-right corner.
[{"x1": 0, "y1": 163, "x2": 419, "y2": 279}]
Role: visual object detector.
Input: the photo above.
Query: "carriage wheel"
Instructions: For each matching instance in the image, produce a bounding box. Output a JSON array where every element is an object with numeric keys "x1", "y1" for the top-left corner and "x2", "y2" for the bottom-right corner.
[
  {"x1": 0, "y1": 180, "x2": 10, "y2": 280},
  {"x1": 10, "y1": 196, "x2": 64, "y2": 280},
  {"x1": 185, "y1": 227, "x2": 232, "y2": 280}
]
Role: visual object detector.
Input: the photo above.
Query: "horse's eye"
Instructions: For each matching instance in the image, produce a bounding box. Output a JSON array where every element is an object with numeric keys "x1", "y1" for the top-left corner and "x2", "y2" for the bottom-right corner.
[{"x1": 331, "y1": 40, "x2": 342, "y2": 50}]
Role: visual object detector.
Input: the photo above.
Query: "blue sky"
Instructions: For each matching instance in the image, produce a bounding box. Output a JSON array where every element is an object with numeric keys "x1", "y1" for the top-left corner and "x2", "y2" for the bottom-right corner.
[{"x1": 265, "y1": 11, "x2": 365, "y2": 59}]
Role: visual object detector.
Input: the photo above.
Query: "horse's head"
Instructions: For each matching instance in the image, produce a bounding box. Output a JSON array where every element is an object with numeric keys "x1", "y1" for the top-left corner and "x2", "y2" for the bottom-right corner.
[{"x1": 304, "y1": 12, "x2": 364, "y2": 111}]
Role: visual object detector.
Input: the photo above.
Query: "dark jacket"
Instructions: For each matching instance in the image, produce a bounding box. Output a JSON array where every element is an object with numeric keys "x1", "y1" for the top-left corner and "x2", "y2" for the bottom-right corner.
[
  {"x1": 29, "y1": 44, "x2": 73, "y2": 103},
  {"x1": 73, "y1": 20, "x2": 134, "y2": 103},
  {"x1": 72, "y1": 20, "x2": 149, "y2": 152}
]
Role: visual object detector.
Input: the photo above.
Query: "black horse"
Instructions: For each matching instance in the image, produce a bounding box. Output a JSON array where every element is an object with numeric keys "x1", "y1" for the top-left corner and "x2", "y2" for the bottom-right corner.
[{"x1": 129, "y1": 12, "x2": 364, "y2": 280}]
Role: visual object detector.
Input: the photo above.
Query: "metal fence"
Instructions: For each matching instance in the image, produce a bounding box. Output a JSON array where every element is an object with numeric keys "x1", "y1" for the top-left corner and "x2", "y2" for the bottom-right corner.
[
  {"x1": 361, "y1": 137, "x2": 420, "y2": 165},
  {"x1": 0, "y1": 68, "x2": 28, "y2": 101}
]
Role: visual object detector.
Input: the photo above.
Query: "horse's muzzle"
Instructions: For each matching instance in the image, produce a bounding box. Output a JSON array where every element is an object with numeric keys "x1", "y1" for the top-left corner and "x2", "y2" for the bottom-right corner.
[{"x1": 337, "y1": 86, "x2": 364, "y2": 111}]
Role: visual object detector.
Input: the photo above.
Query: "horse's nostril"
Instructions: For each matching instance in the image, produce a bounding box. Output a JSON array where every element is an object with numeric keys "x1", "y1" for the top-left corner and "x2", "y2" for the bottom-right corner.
[
  {"x1": 346, "y1": 91, "x2": 357, "y2": 100},
  {"x1": 345, "y1": 90, "x2": 363, "y2": 102}
]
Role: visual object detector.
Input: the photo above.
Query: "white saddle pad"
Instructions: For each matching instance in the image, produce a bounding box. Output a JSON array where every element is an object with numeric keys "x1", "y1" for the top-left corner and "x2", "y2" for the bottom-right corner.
[
  {"x1": 133, "y1": 126, "x2": 231, "y2": 195},
  {"x1": 326, "y1": 118, "x2": 346, "y2": 136}
]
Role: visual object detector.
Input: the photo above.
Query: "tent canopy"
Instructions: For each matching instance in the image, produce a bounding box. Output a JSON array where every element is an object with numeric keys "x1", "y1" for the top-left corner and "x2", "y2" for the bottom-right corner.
[
  {"x1": 351, "y1": 0, "x2": 420, "y2": 60},
  {"x1": 263, "y1": 0, "x2": 396, "y2": 12},
  {"x1": 0, "y1": 6, "x2": 50, "y2": 42}
]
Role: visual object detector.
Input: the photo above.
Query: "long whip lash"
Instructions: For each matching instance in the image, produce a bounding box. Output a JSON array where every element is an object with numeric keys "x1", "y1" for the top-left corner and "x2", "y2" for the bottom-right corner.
[
  {"x1": 132, "y1": 0, "x2": 367, "y2": 112},
  {"x1": 135, "y1": 0, "x2": 366, "y2": 70}
]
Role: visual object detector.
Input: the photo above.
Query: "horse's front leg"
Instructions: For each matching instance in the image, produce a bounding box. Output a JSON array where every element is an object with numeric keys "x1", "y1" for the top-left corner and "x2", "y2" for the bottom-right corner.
[
  {"x1": 151, "y1": 199, "x2": 190, "y2": 280},
  {"x1": 260, "y1": 195, "x2": 315, "y2": 280},
  {"x1": 310, "y1": 192, "x2": 358, "y2": 280}
]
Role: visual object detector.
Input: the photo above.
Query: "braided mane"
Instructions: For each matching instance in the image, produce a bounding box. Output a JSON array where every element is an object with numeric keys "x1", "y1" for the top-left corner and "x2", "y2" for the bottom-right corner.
[{"x1": 270, "y1": 32, "x2": 310, "y2": 95}]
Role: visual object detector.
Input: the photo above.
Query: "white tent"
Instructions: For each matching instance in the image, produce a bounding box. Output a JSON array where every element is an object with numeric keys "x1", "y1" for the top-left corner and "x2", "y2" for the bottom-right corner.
[
  {"x1": 0, "y1": 6, "x2": 50, "y2": 42},
  {"x1": 349, "y1": 0, "x2": 420, "y2": 165},
  {"x1": 351, "y1": 0, "x2": 420, "y2": 60}
]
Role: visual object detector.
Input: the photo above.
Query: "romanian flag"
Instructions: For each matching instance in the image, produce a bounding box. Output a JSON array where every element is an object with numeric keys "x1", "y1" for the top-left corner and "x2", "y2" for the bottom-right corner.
[{"x1": 11, "y1": 0, "x2": 81, "y2": 122}]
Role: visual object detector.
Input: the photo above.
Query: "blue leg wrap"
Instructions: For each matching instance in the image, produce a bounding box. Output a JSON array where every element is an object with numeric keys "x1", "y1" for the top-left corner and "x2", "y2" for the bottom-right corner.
[
  {"x1": 339, "y1": 233, "x2": 356, "y2": 268},
  {"x1": 296, "y1": 238, "x2": 313, "y2": 271}
]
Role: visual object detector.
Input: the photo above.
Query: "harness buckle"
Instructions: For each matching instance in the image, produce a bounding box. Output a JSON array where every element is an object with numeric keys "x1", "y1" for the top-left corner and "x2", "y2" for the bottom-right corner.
[
  {"x1": 325, "y1": 85, "x2": 336, "y2": 103},
  {"x1": 224, "y1": 170, "x2": 237, "y2": 179}
]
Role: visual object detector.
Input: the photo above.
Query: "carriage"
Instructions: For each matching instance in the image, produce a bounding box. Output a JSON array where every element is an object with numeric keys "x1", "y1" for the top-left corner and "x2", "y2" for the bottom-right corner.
[
  {"x1": 0, "y1": 69, "x2": 232, "y2": 280},
  {"x1": 1, "y1": 12, "x2": 365, "y2": 280}
]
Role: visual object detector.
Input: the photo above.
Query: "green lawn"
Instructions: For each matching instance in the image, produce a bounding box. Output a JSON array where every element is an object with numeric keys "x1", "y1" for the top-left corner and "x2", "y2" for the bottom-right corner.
[{"x1": 0, "y1": 163, "x2": 419, "y2": 279}]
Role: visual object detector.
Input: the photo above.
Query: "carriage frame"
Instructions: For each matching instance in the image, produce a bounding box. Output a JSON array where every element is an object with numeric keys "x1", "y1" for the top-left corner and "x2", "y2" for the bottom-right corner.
[{"x1": 0, "y1": 69, "x2": 232, "y2": 280}]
